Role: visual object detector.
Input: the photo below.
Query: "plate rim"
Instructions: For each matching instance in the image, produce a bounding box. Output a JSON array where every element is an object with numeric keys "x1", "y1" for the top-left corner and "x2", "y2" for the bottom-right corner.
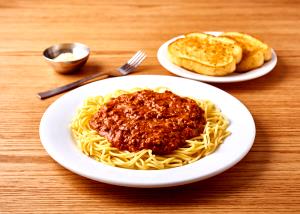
[
  {"x1": 157, "y1": 32, "x2": 277, "y2": 83},
  {"x1": 39, "y1": 75, "x2": 256, "y2": 187}
]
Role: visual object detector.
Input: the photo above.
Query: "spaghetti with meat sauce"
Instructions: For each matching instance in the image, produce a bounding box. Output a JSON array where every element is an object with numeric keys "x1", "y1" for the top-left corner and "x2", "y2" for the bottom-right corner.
[
  {"x1": 71, "y1": 87, "x2": 230, "y2": 170},
  {"x1": 89, "y1": 90, "x2": 206, "y2": 155}
]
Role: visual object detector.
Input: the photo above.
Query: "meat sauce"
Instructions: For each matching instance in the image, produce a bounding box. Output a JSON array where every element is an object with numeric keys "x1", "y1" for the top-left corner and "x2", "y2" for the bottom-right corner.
[{"x1": 89, "y1": 90, "x2": 206, "y2": 155}]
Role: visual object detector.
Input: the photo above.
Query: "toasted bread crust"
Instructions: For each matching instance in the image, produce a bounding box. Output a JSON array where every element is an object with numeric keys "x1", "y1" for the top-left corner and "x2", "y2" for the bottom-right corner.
[
  {"x1": 186, "y1": 33, "x2": 243, "y2": 64},
  {"x1": 236, "y1": 50, "x2": 264, "y2": 72},
  {"x1": 168, "y1": 33, "x2": 241, "y2": 76},
  {"x1": 221, "y1": 32, "x2": 272, "y2": 72},
  {"x1": 168, "y1": 51, "x2": 236, "y2": 76}
]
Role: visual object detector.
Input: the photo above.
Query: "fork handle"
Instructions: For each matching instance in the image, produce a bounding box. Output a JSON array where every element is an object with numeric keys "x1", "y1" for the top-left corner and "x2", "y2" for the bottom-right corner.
[{"x1": 37, "y1": 73, "x2": 110, "y2": 99}]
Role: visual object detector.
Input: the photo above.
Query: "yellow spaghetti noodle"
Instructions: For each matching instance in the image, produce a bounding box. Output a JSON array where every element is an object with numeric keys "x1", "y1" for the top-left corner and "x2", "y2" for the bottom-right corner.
[{"x1": 71, "y1": 88, "x2": 230, "y2": 170}]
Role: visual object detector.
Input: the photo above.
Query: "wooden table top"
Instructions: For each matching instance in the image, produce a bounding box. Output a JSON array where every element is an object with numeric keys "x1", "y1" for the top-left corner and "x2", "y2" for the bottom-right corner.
[{"x1": 1, "y1": 0, "x2": 299, "y2": 213}]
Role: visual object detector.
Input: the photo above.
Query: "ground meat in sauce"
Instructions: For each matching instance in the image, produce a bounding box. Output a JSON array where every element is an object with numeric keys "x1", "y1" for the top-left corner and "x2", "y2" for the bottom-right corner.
[{"x1": 89, "y1": 90, "x2": 206, "y2": 155}]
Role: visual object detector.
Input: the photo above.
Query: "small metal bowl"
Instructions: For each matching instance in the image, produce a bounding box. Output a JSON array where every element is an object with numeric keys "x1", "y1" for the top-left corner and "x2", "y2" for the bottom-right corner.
[{"x1": 43, "y1": 43, "x2": 90, "y2": 74}]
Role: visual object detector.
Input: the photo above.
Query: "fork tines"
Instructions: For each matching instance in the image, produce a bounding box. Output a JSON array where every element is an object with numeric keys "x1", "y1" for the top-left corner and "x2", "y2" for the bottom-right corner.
[{"x1": 127, "y1": 50, "x2": 147, "y2": 67}]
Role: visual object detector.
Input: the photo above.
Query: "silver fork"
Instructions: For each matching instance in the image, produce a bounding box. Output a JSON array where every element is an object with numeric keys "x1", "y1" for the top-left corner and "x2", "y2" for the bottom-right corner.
[{"x1": 37, "y1": 50, "x2": 147, "y2": 99}]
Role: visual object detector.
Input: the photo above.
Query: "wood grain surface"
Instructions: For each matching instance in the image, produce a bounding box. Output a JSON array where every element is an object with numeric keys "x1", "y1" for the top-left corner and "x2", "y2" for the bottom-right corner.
[{"x1": 0, "y1": 0, "x2": 300, "y2": 213}]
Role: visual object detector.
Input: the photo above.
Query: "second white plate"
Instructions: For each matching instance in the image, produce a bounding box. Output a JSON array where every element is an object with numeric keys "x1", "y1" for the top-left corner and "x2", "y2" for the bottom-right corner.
[{"x1": 157, "y1": 32, "x2": 277, "y2": 83}]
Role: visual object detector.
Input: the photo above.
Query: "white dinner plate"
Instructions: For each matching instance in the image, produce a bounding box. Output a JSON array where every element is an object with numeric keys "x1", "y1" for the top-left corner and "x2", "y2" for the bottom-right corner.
[
  {"x1": 157, "y1": 32, "x2": 277, "y2": 83},
  {"x1": 39, "y1": 75, "x2": 255, "y2": 188}
]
